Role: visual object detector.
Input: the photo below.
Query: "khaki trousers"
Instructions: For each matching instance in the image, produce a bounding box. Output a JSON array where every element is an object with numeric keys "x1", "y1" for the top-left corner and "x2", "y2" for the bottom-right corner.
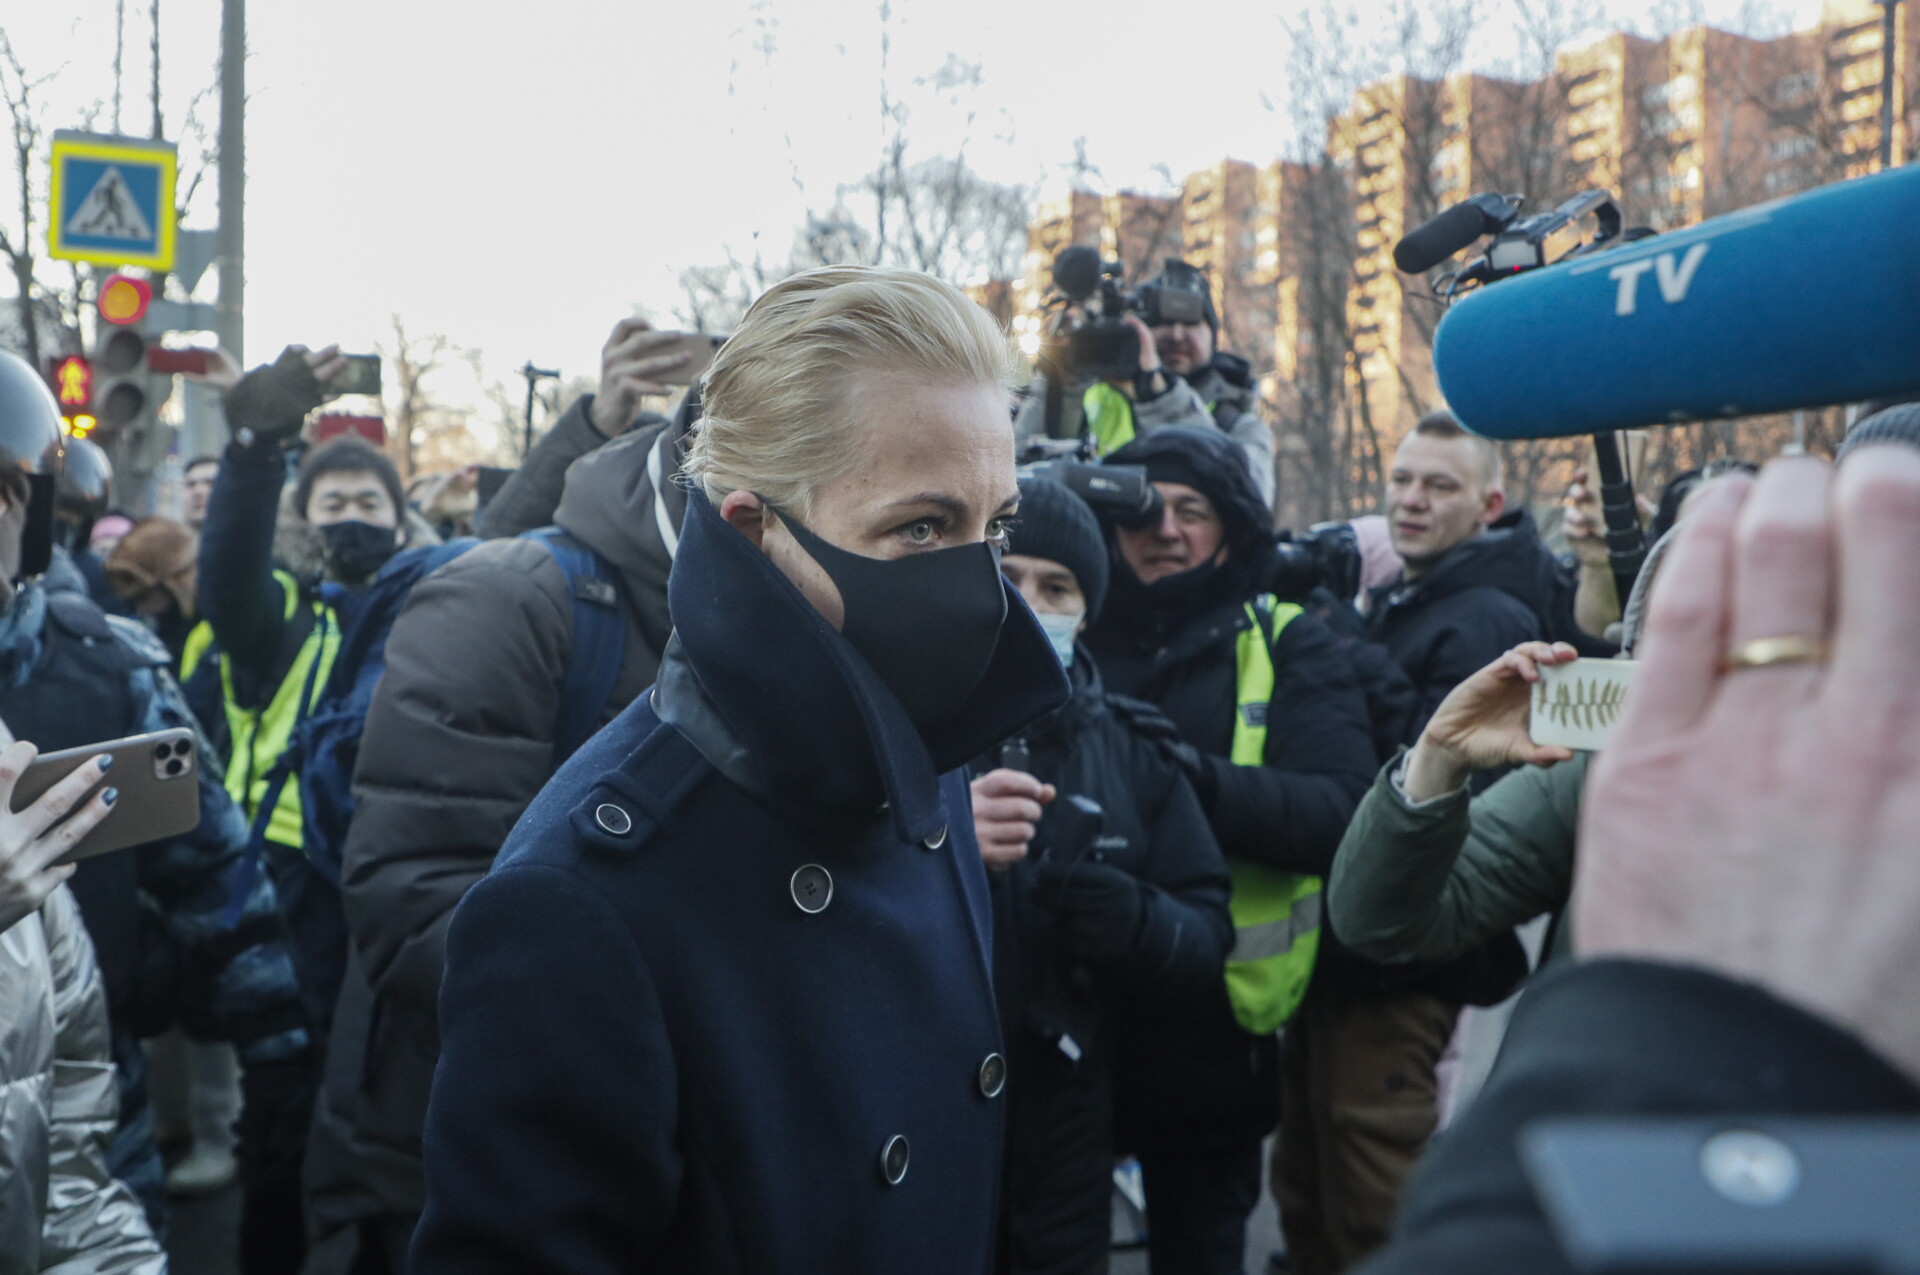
[{"x1": 1270, "y1": 986, "x2": 1460, "y2": 1275}]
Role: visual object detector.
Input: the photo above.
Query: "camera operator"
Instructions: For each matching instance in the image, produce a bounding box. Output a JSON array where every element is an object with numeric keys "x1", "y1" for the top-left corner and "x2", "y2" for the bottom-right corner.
[
  {"x1": 1080, "y1": 426, "x2": 1375, "y2": 1274},
  {"x1": 1356, "y1": 442, "x2": 1920, "y2": 1275},
  {"x1": 1017, "y1": 258, "x2": 1277, "y2": 510},
  {"x1": 968, "y1": 476, "x2": 1234, "y2": 1275},
  {"x1": 1370, "y1": 412, "x2": 1603, "y2": 740}
]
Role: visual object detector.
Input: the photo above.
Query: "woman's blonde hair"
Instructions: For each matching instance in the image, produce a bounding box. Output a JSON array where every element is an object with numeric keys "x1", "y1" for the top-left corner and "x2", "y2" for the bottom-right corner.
[{"x1": 684, "y1": 265, "x2": 1016, "y2": 513}]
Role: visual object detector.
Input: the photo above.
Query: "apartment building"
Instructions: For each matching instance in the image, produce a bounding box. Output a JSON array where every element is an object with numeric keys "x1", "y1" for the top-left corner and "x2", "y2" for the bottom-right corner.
[{"x1": 1011, "y1": 1, "x2": 1911, "y2": 485}]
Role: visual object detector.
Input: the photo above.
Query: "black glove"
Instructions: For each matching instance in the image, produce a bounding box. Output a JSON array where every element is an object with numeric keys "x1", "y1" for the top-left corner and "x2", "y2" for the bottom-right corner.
[
  {"x1": 224, "y1": 347, "x2": 326, "y2": 443},
  {"x1": 1030, "y1": 858, "x2": 1147, "y2": 965}
]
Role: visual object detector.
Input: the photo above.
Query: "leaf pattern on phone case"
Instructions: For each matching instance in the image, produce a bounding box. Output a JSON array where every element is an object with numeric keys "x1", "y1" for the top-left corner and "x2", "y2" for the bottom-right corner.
[{"x1": 1534, "y1": 676, "x2": 1628, "y2": 732}]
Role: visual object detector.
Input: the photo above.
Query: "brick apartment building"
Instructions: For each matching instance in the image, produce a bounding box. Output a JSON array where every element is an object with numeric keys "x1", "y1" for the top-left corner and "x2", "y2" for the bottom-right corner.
[{"x1": 1012, "y1": 0, "x2": 1912, "y2": 511}]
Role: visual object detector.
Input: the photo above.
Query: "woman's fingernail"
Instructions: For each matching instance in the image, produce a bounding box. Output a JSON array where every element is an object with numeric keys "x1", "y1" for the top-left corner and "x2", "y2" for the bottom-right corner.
[
  {"x1": 103, "y1": 788, "x2": 119, "y2": 806},
  {"x1": 97, "y1": 754, "x2": 114, "y2": 772}
]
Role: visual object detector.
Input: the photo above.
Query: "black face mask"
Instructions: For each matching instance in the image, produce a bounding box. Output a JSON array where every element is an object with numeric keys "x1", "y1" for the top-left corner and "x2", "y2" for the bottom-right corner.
[
  {"x1": 771, "y1": 503, "x2": 1007, "y2": 729},
  {"x1": 317, "y1": 520, "x2": 400, "y2": 582}
]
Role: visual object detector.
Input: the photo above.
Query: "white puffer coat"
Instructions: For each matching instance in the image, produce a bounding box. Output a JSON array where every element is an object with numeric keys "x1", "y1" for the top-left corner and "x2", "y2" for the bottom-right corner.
[{"x1": 0, "y1": 885, "x2": 164, "y2": 1275}]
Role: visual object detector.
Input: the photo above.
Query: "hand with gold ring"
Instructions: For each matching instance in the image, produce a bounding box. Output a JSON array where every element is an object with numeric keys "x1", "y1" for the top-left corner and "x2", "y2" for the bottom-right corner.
[{"x1": 1573, "y1": 445, "x2": 1920, "y2": 1084}]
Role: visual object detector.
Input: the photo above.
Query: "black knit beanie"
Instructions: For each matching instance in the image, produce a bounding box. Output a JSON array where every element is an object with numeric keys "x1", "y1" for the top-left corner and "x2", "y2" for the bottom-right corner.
[
  {"x1": 1009, "y1": 477, "x2": 1110, "y2": 623},
  {"x1": 1837, "y1": 402, "x2": 1920, "y2": 462}
]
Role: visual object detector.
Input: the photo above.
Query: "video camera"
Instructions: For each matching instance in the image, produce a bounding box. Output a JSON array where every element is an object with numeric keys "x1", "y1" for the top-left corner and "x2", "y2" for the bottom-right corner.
[
  {"x1": 1017, "y1": 439, "x2": 1164, "y2": 526},
  {"x1": 1270, "y1": 522, "x2": 1362, "y2": 606},
  {"x1": 1020, "y1": 440, "x2": 1360, "y2": 605},
  {"x1": 1395, "y1": 185, "x2": 1653, "y2": 613},
  {"x1": 1042, "y1": 249, "x2": 1211, "y2": 383},
  {"x1": 1393, "y1": 189, "x2": 1632, "y2": 299}
]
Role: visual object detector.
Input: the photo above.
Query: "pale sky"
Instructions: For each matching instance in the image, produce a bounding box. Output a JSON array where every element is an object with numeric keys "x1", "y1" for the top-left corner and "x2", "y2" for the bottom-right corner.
[{"x1": 10, "y1": 0, "x2": 1825, "y2": 435}]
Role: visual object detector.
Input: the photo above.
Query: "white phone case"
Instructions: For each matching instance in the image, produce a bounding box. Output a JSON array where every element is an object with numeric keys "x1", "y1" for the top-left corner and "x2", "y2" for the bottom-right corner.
[{"x1": 1530, "y1": 658, "x2": 1638, "y2": 752}]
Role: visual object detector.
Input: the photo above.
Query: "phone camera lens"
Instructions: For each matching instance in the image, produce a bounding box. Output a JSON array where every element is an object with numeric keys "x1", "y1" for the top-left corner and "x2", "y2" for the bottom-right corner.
[
  {"x1": 172, "y1": 740, "x2": 192, "y2": 758},
  {"x1": 153, "y1": 742, "x2": 170, "y2": 761},
  {"x1": 165, "y1": 759, "x2": 185, "y2": 777}
]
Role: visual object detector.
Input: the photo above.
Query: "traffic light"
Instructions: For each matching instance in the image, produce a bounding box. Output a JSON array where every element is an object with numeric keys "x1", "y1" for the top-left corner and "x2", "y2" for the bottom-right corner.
[
  {"x1": 46, "y1": 354, "x2": 98, "y2": 438},
  {"x1": 91, "y1": 274, "x2": 166, "y2": 442}
]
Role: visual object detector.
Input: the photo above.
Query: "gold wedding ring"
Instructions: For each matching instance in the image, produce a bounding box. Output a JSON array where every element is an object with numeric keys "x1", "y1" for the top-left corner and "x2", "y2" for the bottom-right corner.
[{"x1": 1719, "y1": 635, "x2": 1830, "y2": 673}]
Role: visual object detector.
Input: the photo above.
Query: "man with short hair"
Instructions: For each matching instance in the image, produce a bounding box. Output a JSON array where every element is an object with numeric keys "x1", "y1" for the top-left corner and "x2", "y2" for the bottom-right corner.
[
  {"x1": 183, "y1": 456, "x2": 219, "y2": 530},
  {"x1": 1370, "y1": 411, "x2": 1556, "y2": 736}
]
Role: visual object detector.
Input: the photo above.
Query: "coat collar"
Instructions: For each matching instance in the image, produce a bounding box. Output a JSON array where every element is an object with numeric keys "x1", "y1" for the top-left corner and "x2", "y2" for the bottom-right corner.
[{"x1": 657, "y1": 491, "x2": 1068, "y2": 844}]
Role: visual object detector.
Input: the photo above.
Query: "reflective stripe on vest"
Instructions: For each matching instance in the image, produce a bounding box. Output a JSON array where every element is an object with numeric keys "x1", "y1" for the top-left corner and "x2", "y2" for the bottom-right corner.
[
  {"x1": 1222, "y1": 595, "x2": 1324, "y2": 1036},
  {"x1": 202, "y1": 571, "x2": 342, "y2": 852},
  {"x1": 1084, "y1": 382, "x2": 1136, "y2": 456}
]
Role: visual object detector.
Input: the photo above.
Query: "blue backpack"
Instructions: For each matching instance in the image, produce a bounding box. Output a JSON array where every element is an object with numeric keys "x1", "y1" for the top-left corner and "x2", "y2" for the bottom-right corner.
[{"x1": 223, "y1": 527, "x2": 624, "y2": 925}]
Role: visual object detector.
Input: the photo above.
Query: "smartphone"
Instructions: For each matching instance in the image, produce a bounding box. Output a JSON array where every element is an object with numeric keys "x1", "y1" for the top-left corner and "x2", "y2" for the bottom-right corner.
[
  {"x1": 147, "y1": 347, "x2": 211, "y2": 376},
  {"x1": 332, "y1": 353, "x2": 383, "y2": 397},
  {"x1": 11, "y1": 729, "x2": 202, "y2": 863},
  {"x1": 655, "y1": 333, "x2": 724, "y2": 386}
]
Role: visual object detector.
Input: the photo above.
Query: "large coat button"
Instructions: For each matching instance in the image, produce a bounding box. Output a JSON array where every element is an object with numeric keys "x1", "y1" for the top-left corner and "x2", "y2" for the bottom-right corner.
[
  {"x1": 923, "y1": 825, "x2": 948, "y2": 850},
  {"x1": 978, "y1": 1053, "x2": 1006, "y2": 1099},
  {"x1": 594, "y1": 804, "x2": 633, "y2": 836},
  {"x1": 879, "y1": 1135, "x2": 911, "y2": 1186},
  {"x1": 790, "y1": 865, "x2": 833, "y2": 914}
]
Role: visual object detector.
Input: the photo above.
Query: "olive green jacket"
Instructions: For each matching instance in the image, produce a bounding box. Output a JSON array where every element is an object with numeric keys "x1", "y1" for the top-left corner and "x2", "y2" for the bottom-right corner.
[{"x1": 1326, "y1": 750, "x2": 1591, "y2": 968}]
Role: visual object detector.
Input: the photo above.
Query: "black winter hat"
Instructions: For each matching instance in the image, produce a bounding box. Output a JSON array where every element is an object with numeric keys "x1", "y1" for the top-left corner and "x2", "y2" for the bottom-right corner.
[
  {"x1": 1009, "y1": 476, "x2": 1110, "y2": 623},
  {"x1": 1104, "y1": 426, "x2": 1274, "y2": 577},
  {"x1": 1837, "y1": 402, "x2": 1920, "y2": 462}
]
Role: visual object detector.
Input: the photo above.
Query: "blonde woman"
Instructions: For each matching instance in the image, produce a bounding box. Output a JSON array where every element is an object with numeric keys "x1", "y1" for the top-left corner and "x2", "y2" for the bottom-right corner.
[{"x1": 412, "y1": 267, "x2": 1069, "y2": 1275}]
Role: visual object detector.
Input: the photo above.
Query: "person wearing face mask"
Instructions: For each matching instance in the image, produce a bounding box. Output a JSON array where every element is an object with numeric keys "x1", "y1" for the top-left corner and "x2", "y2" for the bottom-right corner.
[
  {"x1": 411, "y1": 267, "x2": 1070, "y2": 1275},
  {"x1": 191, "y1": 348, "x2": 413, "y2": 1275},
  {"x1": 969, "y1": 476, "x2": 1234, "y2": 1275}
]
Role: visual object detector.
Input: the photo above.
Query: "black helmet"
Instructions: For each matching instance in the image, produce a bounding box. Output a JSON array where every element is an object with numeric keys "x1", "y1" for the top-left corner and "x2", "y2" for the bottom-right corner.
[
  {"x1": 56, "y1": 436, "x2": 112, "y2": 522},
  {"x1": 0, "y1": 349, "x2": 70, "y2": 579}
]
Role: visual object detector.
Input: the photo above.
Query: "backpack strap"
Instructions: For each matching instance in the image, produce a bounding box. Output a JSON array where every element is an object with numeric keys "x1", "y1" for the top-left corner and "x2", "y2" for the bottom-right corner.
[{"x1": 523, "y1": 527, "x2": 627, "y2": 768}]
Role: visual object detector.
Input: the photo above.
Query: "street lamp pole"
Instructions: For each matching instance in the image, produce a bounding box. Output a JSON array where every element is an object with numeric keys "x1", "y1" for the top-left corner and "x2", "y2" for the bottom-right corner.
[{"x1": 519, "y1": 361, "x2": 559, "y2": 457}]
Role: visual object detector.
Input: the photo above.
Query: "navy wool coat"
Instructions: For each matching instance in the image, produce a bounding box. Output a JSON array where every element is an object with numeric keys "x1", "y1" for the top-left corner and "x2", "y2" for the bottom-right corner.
[{"x1": 411, "y1": 490, "x2": 1070, "y2": 1275}]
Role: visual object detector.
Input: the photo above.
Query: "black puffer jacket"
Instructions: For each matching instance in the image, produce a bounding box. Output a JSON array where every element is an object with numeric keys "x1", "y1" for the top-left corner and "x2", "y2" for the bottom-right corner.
[
  {"x1": 981, "y1": 653, "x2": 1233, "y2": 1275},
  {"x1": 1367, "y1": 508, "x2": 1601, "y2": 739}
]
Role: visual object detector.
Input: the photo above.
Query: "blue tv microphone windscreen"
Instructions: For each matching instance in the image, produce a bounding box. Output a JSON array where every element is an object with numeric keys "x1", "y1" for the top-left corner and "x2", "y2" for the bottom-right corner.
[{"x1": 1434, "y1": 165, "x2": 1920, "y2": 441}]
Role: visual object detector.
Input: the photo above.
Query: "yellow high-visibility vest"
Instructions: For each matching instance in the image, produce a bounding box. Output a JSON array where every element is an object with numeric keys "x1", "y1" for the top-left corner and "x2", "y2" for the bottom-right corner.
[
  {"x1": 1221, "y1": 595, "x2": 1324, "y2": 1035},
  {"x1": 180, "y1": 570, "x2": 341, "y2": 851}
]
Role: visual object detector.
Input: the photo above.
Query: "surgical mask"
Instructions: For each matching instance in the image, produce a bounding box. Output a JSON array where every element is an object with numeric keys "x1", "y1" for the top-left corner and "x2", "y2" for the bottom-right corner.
[
  {"x1": 1035, "y1": 610, "x2": 1083, "y2": 669},
  {"x1": 317, "y1": 520, "x2": 399, "y2": 583},
  {"x1": 771, "y1": 503, "x2": 1007, "y2": 729}
]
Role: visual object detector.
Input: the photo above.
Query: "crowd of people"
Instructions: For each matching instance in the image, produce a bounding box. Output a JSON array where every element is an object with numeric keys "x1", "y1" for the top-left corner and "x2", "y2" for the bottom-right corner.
[{"x1": 0, "y1": 255, "x2": 1917, "y2": 1275}]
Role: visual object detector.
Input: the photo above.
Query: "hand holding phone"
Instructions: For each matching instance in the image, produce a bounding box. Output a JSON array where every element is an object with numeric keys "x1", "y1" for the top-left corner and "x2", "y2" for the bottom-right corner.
[
  {"x1": 10, "y1": 729, "x2": 200, "y2": 868},
  {"x1": 0, "y1": 741, "x2": 116, "y2": 935}
]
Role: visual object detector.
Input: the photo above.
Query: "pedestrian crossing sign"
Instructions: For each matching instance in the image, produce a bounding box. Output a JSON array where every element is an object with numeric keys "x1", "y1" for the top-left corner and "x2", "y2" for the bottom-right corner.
[{"x1": 49, "y1": 131, "x2": 178, "y2": 271}]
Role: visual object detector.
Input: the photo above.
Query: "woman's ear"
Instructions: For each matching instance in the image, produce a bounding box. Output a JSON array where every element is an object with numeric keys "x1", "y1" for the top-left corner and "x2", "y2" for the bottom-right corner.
[{"x1": 719, "y1": 490, "x2": 768, "y2": 549}]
